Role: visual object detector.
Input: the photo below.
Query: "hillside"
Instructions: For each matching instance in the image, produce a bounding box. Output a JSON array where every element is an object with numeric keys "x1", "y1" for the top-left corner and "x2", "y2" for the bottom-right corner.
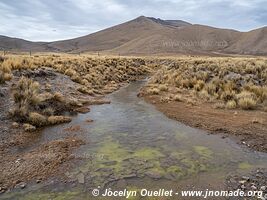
[{"x1": 0, "y1": 16, "x2": 266, "y2": 55}]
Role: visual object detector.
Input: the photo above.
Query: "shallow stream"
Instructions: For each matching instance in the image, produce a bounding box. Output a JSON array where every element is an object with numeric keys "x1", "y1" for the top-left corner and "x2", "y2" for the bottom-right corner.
[{"x1": 2, "y1": 80, "x2": 267, "y2": 199}]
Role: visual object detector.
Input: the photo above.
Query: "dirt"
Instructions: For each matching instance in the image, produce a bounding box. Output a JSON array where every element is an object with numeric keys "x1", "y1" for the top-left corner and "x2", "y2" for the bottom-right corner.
[
  {"x1": 0, "y1": 67, "x2": 110, "y2": 192},
  {"x1": 142, "y1": 94, "x2": 267, "y2": 153},
  {"x1": 0, "y1": 137, "x2": 84, "y2": 193},
  {"x1": 226, "y1": 169, "x2": 267, "y2": 199}
]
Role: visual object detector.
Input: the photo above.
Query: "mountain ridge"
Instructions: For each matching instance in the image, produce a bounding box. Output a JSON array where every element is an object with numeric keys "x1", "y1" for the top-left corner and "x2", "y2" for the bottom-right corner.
[{"x1": 0, "y1": 16, "x2": 267, "y2": 55}]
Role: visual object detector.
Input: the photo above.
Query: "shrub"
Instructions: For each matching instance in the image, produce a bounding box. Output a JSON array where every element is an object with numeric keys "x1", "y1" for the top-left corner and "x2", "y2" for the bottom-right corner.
[
  {"x1": 53, "y1": 92, "x2": 65, "y2": 103},
  {"x1": 213, "y1": 102, "x2": 225, "y2": 109},
  {"x1": 29, "y1": 112, "x2": 47, "y2": 126},
  {"x1": 237, "y1": 91, "x2": 257, "y2": 110},
  {"x1": 47, "y1": 116, "x2": 72, "y2": 125},
  {"x1": 11, "y1": 77, "x2": 41, "y2": 121},
  {"x1": 77, "y1": 86, "x2": 94, "y2": 95},
  {"x1": 238, "y1": 98, "x2": 256, "y2": 110},
  {"x1": 64, "y1": 68, "x2": 77, "y2": 77},
  {"x1": 194, "y1": 80, "x2": 205, "y2": 91},
  {"x1": 204, "y1": 83, "x2": 217, "y2": 96},
  {"x1": 23, "y1": 123, "x2": 36, "y2": 132},
  {"x1": 226, "y1": 100, "x2": 237, "y2": 109},
  {"x1": 198, "y1": 90, "x2": 210, "y2": 101},
  {"x1": 158, "y1": 84, "x2": 168, "y2": 91},
  {"x1": 0, "y1": 63, "x2": 12, "y2": 84},
  {"x1": 220, "y1": 90, "x2": 236, "y2": 101}
]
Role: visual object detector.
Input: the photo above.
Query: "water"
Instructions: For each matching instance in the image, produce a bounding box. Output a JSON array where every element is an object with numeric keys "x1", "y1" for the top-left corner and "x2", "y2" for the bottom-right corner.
[{"x1": 2, "y1": 80, "x2": 267, "y2": 199}]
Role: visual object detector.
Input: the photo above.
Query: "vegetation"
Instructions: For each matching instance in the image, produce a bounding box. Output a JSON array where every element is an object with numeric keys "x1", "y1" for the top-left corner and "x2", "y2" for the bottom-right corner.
[
  {"x1": 0, "y1": 54, "x2": 155, "y2": 131},
  {"x1": 144, "y1": 57, "x2": 267, "y2": 111},
  {"x1": 1, "y1": 54, "x2": 267, "y2": 132},
  {"x1": 0, "y1": 56, "x2": 12, "y2": 84}
]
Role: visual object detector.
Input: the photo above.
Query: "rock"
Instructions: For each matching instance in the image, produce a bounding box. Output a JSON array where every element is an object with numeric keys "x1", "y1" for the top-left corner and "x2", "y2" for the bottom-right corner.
[
  {"x1": 242, "y1": 176, "x2": 250, "y2": 181},
  {"x1": 251, "y1": 185, "x2": 257, "y2": 190},
  {"x1": 145, "y1": 171, "x2": 162, "y2": 179},
  {"x1": 260, "y1": 186, "x2": 266, "y2": 191},
  {"x1": 12, "y1": 122, "x2": 19, "y2": 128},
  {"x1": 239, "y1": 180, "x2": 246, "y2": 184},
  {"x1": 15, "y1": 158, "x2": 23, "y2": 164},
  {"x1": 85, "y1": 119, "x2": 94, "y2": 123},
  {"x1": 36, "y1": 179, "x2": 41, "y2": 183},
  {"x1": 241, "y1": 185, "x2": 246, "y2": 190},
  {"x1": 122, "y1": 174, "x2": 137, "y2": 179},
  {"x1": 77, "y1": 173, "x2": 85, "y2": 184},
  {"x1": 224, "y1": 72, "x2": 242, "y2": 81},
  {"x1": 0, "y1": 187, "x2": 6, "y2": 193},
  {"x1": 18, "y1": 182, "x2": 27, "y2": 189}
]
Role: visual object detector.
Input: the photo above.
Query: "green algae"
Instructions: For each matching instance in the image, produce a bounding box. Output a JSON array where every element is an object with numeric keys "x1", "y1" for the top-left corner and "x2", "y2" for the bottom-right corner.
[
  {"x1": 238, "y1": 162, "x2": 252, "y2": 170},
  {"x1": 170, "y1": 150, "x2": 190, "y2": 160},
  {"x1": 133, "y1": 147, "x2": 164, "y2": 160},
  {"x1": 98, "y1": 140, "x2": 130, "y2": 162},
  {"x1": 193, "y1": 146, "x2": 213, "y2": 159},
  {"x1": 126, "y1": 186, "x2": 141, "y2": 200},
  {"x1": 166, "y1": 166, "x2": 183, "y2": 174}
]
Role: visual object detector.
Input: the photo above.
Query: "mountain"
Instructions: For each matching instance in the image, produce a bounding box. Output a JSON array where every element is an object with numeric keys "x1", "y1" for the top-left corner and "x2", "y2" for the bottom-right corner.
[
  {"x1": 0, "y1": 16, "x2": 267, "y2": 56},
  {"x1": 224, "y1": 27, "x2": 267, "y2": 55},
  {"x1": 0, "y1": 35, "x2": 48, "y2": 52}
]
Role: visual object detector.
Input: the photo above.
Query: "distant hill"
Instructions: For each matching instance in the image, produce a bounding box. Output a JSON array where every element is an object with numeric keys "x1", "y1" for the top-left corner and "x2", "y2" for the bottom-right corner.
[{"x1": 0, "y1": 16, "x2": 267, "y2": 56}]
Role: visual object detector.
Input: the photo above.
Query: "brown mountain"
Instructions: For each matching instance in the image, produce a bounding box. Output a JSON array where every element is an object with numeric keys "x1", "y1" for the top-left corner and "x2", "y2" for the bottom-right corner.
[{"x1": 0, "y1": 16, "x2": 266, "y2": 55}]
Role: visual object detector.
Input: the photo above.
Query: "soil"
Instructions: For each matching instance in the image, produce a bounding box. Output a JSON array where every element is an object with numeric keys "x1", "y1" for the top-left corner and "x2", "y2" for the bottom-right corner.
[
  {"x1": 226, "y1": 169, "x2": 267, "y2": 199},
  {"x1": 142, "y1": 93, "x2": 267, "y2": 153},
  {"x1": 0, "y1": 137, "x2": 84, "y2": 193},
  {"x1": 0, "y1": 67, "x2": 113, "y2": 192}
]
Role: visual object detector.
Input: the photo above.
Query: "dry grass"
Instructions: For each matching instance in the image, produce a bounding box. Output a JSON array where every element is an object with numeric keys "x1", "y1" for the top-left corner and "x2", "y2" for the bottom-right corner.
[
  {"x1": 1, "y1": 55, "x2": 153, "y2": 93},
  {"x1": 0, "y1": 56, "x2": 12, "y2": 84},
  {"x1": 47, "y1": 116, "x2": 72, "y2": 125},
  {"x1": 10, "y1": 76, "x2": 42, "y2": 122},
  {"x1": 2, "y1": 54, "x2": 267, "y2": 130},
  {"x1": 9, "y1": 76, "x2": 74, "y2": 128},
  {"x1": 1, "y1": 54, "x2": 155, "y2": 129},
  {"x1": 226, "y1": 100, "x2": 237, "y2": 109},
  {"x1": 145, "y1": 57, "x2": 267, "y2": 111}
]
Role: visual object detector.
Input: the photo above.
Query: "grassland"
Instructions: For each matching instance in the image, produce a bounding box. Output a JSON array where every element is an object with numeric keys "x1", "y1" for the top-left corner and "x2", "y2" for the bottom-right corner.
[
  {"x1": 0, "y1": 54, "x2": 155, "y2": 131},
  {"x1": 140, "y1": 56, "x2": 267, "y2": 152}
]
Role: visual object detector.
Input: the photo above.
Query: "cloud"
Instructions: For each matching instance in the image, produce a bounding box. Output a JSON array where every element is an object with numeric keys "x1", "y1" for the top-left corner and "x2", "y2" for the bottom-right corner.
[{"x1": 0, "y1": 0, "x2": 266, "y2": 41}]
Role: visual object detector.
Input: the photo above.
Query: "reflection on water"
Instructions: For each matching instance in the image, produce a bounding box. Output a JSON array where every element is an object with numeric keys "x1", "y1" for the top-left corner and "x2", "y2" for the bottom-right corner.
[{"x1": 2, "y1": 80, "x2": 267, "y2": 199}]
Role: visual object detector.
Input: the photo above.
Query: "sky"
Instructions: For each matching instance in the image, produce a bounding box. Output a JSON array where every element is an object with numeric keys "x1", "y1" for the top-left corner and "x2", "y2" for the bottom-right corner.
[{"x1": 0, "y1": 0, "x2": 266, "y2": 42}]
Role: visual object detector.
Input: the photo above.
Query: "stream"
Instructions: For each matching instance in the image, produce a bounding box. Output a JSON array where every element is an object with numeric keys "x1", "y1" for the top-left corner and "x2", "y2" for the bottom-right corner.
[{"x1": 2, "y1": 80, "x2": 267, "y2": 199}]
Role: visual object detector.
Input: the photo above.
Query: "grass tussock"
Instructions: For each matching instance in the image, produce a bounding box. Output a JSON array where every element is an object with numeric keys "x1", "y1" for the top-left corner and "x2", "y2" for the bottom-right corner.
[
  {"x1": 146, "y1": 57, "x2": 267, "y2": 111},
  {"x1": 9, "y1": 76, "x2": 72, "y2": 129},
  {"x1": 0, "y1": 57, "x2": 12, "y2": 84},
  {"x1": 47, "y1": 116, "x2": 72, "y2": 125}
]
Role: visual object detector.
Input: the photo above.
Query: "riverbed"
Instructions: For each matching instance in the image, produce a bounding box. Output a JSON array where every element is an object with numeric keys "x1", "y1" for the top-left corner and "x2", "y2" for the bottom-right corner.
[{"x1": 2, "y1": 80, "x2": 267, "y2": 199}]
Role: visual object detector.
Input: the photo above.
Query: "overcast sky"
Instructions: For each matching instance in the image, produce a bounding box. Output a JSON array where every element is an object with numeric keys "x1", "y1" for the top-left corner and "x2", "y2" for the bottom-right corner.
[{"x1": 0, "y1": 0, "x2": 266, "y2": 42}]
